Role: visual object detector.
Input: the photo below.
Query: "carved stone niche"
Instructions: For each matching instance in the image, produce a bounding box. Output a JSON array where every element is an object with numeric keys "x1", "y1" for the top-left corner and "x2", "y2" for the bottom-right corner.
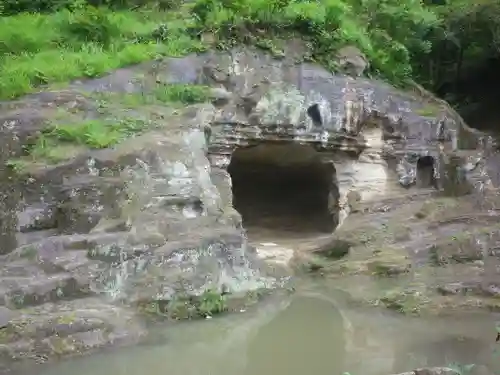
[
  {"x1": 213, "y1": 142, "x2": 340, "y2": 234},
  {"x1": 440, "y1": 154, "x2": 474, "y2": 196}
]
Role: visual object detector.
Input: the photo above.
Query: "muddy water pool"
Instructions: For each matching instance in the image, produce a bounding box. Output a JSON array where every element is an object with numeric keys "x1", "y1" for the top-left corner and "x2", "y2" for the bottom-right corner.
[{"x1": 31, "y1": 278, "x2": 500, "y2": 375}]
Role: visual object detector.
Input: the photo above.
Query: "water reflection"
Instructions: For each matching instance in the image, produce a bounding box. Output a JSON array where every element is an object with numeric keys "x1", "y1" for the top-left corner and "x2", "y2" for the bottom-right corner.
[
  {"x1": 29, "y1": 288, "x2": 500, "y2": 375},
  {"x1": 244, "y1": 296, "x2": 346, "y2": 375},
  {"x1": 32, "y1": 293, "x2": 347, "y2": 375}
]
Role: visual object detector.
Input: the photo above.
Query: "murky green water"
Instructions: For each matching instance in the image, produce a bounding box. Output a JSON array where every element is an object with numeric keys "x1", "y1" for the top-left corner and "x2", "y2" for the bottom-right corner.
[
  {"x1": 243, "y1": 295, "x2": 346, "y2": 375},
  {"x1": 31, "y1": 282, "x2": 500, "y2": 375}
]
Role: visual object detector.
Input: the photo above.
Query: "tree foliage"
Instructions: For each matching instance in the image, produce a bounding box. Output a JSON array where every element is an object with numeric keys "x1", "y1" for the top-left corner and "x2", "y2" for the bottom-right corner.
[{"x1": 414, "y1": 0, "x2": 500, "y2": 92}]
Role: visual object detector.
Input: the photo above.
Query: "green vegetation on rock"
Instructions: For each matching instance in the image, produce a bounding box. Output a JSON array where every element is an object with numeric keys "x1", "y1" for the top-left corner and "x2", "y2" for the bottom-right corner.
[
  {"x1": 137, "y1": 288, "x2": 272, "y2": 320},
  {"x1": 41, "y1": 118, "x2": 148, "y2": 149},
  {"x1": 4, "y1": 82, "x2": 210, "y2": 168},
  {"x1": 0, "y1": 0, "x2": 499, "y2": 100},
  {"x1": 0, "y1": 4, "x2": 205, "y2": 98},
  {"x1": 140, "y1": 289, "x2": 229, "y2": 319},
  {"x1": 377, "y1": 288, "x2": 430, "y2": 315},
  {"x1": 7, "y1": 117, "x2": 149, "y2": 166},
  {"x1": 152, "y1": 83, "x2": 211, "y2": 104}
]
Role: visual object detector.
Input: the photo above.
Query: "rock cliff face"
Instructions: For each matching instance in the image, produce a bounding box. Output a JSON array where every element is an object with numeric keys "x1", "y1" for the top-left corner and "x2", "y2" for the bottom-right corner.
[
  {"x1": 194, "y1": 45, "x2": 492, "y2": 231},
  {"x1": 0, "y1": 41, "x2": 496, "y2": 372}
]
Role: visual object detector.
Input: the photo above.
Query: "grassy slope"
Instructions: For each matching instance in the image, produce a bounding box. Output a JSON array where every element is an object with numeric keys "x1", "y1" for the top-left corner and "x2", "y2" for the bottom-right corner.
[
  {"x1": 0, "y1": 0, "x2": 440, "y2": 100},
  {"x1": 0, "y1": 5, "x2": 206, "y2": 99}
]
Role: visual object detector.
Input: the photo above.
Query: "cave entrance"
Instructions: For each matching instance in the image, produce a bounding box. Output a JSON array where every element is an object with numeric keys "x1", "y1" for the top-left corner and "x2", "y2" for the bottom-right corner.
[
  {"x1": 416, "y1": 156, "x2": 437, "y2": 188},
  {"x1": 228, "y1": 144, "x2": 338, "y2": 235}
]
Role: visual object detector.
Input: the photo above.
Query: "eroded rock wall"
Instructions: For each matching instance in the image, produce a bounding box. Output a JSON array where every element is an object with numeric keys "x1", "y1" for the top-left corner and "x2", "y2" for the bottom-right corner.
[
  {"x1": 195, "y1": 46, "x2": 490, "y2": 224},
  {"x1": 0, "y1": 99, "x2": 269, "y2": 370}
]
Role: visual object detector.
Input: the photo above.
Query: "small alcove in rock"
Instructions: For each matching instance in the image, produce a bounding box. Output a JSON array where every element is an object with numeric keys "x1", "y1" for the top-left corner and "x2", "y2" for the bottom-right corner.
[
  {"x1": 416, "y1": 156, "x2": 437, "y2": 188},
  {"x1": 227, "y1": 143, "x2": 339, "y2": 234}
]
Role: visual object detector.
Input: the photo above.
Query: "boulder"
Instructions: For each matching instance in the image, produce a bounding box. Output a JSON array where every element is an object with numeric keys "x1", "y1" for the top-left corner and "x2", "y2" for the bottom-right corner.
[{"x1": 335, "y1": 45, "x2": 370, "y2": 77}]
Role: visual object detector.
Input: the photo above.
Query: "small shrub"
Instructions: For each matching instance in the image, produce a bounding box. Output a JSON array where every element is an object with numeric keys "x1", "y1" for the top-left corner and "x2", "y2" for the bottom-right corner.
[
  {"x1": 197, "y1": 289, "x2": 227, "y2": 317},
  {"x1": 60, "y1": 7, "x2": 120, "y2": 47},
  {"x1": 153, "y1": 84, "x2": 211, "y2": 104},
  {"x1": 140, "y1": 289, "x2": 228, "y2": 319},
  {"x1": 0, "y1": 0, "x2": 74, "y2": 15},
  {"x1": 150, "y1": 24, "x2": 169, "y2": 41}
]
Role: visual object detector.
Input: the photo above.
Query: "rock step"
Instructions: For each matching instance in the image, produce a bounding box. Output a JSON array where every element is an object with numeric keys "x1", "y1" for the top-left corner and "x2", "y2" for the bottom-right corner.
[
  {"x1": 5, "y1": 226, "x2": 248, "y2": 265},
  {"x1": 158, "y1": 216, "x2": 233, "y2": 242},
  {"x1": 16, "y1": 230, "x2": 60, "y2": 248},
  {"x1": 89, "y1": 226, "x2": 247, "y2": 263},
  {"x1": 152, "y1": 226, "x2": 248, "y2": 259},
  {"x1": 0, "y1": 298, "x2": 146, "y2": 371},
  {"x1": 0, "y1": 260, "x2": 96, "y2": 309},
  {"x1": 146, "y1": 193, "x2": 203, "y2": 211},
  {"x1": 2, "y1": 232, "x2": 127, "y2": 262},
  {"x1": 122, "y1": 227, "x2": 255, "y2": 304},
  {"x1": 126, "y1": 205, "x2": 214, "y2": 241},
  {"x1": 88, "y1": 226, "x2": 253, "y2": 302},
  {"x1": 18, "y1": 175, "x2": 128, "y2": 236},
  {"x1": 17, "y1": 204, "x2": 57, "y2": 233},
  {"x1": 364, "y1": 188, "x2": 438, "y2": 210}
]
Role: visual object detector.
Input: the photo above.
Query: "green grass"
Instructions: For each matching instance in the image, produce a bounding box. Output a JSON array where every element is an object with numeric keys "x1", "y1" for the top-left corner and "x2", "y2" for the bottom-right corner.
[
  {"x1": 0, "y1": 0, "x2": 498, "y2": 103},
  {"x1": 5, "y1": 117, "x2": 151, "y2": 167},
  {"x1": 153, "y1": 83, "x2": 211, "y2": 104},
  {"x1": 414, "y1": 103, "x2": 442, "y2": 117},
  {"x1": 0, "y1": 0, "x2": 442, "y2": 100},
  {"x1": 27, "y1": 118, "x2": 149, "y2": 162},
  {"x1": 0, "y1": 5, "x2": 205, "y2": 99},
  {"x1": 94, "y1": 83, "x2": 211, "y2": 109},
  {"x1": 139, "y1": 289, "x2": 228, "y2": 319},
  {"x1": 44, "y1": 118, "x2": 148, "y2": 147}
]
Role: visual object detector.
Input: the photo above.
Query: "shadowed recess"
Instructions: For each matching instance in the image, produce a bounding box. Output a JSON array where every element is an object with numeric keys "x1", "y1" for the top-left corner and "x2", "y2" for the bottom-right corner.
[
  {"x1": 306, "y1": 103, "x2": 323, "y2": 127},
  {"x1": 228, "y1": 144, "x2": 339, "y2": 234},
  {"x1": 416, "y1": 156, "x2": 437, "y2": 189}
]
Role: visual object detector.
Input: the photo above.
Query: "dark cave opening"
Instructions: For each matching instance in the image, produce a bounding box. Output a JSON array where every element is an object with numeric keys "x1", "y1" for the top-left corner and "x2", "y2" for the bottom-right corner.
[
  {"x1": 306, "y1": 103, "x2": 323, "y2": 127},
  {"x1": 416, "y1": 156, "x2": 437, "y2": 188},
  {"x1": 228, "y1": 144, "x2": 338, "y2": 234}
]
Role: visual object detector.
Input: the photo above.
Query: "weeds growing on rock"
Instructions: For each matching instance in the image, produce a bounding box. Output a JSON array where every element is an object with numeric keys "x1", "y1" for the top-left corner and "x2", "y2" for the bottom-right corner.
[
  {"x1": 153, "y1": 83, "x2": 211, "y2": 104},
  {"x1": 197, "y1": 289, "x2": 227, "y2": 317},
  {"x1": 17, "y1": 118, "x2": 148, "y2": 163},
  {"x1": 93, "y1": 83, "x2": 210, "y2": 110},
  {"x1": 140, "y1": 289, "x2": 228, "y2": 320},
  {"x1": 368, "y1": 259, "x2": 410, "y2": 277},
  {"x1": 18, "y1": 245, "x2": 38, "y2": 260},
  {"x1": 314, "y1": 240, "x2": 351, "y2": 260},
  {"x1": 46, "y1": 119, "x2": 147, "y2": 147},
  {"x1": 377, "y1": 289, "x2": 430, "y2": 315}
]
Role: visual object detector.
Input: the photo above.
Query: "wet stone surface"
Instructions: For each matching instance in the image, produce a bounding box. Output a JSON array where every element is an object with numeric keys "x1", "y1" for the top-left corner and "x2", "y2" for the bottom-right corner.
[{"x1": 0, "y1": 298, "x2": 146, "y2": 373}]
